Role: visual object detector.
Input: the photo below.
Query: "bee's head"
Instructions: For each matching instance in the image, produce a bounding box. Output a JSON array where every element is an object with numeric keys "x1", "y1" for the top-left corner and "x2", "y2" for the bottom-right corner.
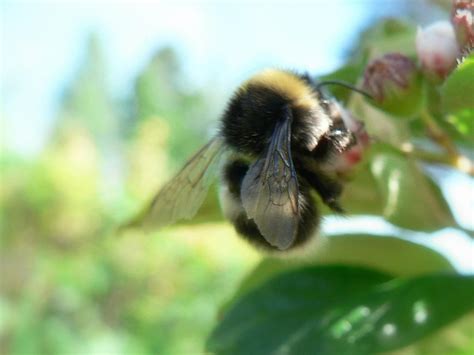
[
  {"x1": 326, "y1": 100, "x2": 371, "y2": 175},
  {"x1": 309, "y1": 80, "x2": 372, "y2": 175}
]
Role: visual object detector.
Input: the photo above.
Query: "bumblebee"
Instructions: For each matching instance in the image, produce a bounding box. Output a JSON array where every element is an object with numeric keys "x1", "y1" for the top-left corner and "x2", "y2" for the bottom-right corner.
[{"x1": 135, "y1": 69, "x2": 368, "y2": 251}]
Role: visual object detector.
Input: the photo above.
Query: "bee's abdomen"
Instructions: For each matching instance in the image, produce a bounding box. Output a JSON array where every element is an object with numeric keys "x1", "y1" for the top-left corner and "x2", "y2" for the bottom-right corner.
[{"x1": 219, "y1": 158, "x2": 319, "y2": 251}]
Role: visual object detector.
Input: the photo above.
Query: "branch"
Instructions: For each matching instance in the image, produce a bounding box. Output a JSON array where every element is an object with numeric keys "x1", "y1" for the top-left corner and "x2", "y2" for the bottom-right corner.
[
  {"x1": 419, "y1": 109, "x2": 474, "y2": 176},
  {"x1": 399, "y1": 144, "x2": 474, "y2": 177}
]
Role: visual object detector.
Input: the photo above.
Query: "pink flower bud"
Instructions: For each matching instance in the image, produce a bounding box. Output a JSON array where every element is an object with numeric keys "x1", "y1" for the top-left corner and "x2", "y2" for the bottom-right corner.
[
  {"x1": 362, "y1": 53, "x2": 423, "y2": 117},
  {"x1": 451, "y1": 0, "x2": 474, "y2": 50},
  {"x1": 416, "y1": 21, "x2": 460, "y2": 81}
]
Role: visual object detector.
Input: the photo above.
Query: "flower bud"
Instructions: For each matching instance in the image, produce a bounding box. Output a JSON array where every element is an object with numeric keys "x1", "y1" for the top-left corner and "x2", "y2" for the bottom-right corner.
[
  {"x1": 416, "y1": 21, "x2": 460, "y2": 81},
  {"x1": 451, "y1": 0, "x2": 474, "y2": 51},
  {"x1": 362, "y1": 53, "x2": 423, "y2": 117}
]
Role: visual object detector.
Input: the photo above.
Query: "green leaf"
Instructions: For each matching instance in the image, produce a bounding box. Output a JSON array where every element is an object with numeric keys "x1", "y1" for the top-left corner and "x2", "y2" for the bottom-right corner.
[
  {"x1": 388, "y1": 314, "x2": 474, "y2": 355},
  {"x1": 367, "y1": 30, "x2": 417, "y2": 59},
  {"x1": 370, "y1": 147, "x2": 457, "y2": 231},
  {"x1": 441, "y1": 54, "x2": 474, "y2": 139},
  {"x1": 313, "y1": 234, "x2": 455, "y2": 276},
  {"x1": 357, "y1": 19, "x2": 417, "y2": 60},
  {"x1": 447, "y1": 109, "x2": 474, "y2": 140},
  {"x1": 220, "y1": 234, "x2": 455, "y2": 314},
  {"x1": 207, "y1": 266, "x2": 474, "y2": 355},
  {"x1": 338, "y1": 162, "x2": 385, "y2": 216},
  {"x1": 442, "y1": 54, "x2": 474, "y2": 113},
  {"x1": 326, "y1": 140, "x2": 456, "y2": 232}
]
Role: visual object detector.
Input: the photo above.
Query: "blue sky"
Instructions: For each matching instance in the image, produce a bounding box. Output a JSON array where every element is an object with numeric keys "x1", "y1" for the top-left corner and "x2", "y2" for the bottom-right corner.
[{"x1": 1, "y1": 0, "x2": 404, "y2": 155}]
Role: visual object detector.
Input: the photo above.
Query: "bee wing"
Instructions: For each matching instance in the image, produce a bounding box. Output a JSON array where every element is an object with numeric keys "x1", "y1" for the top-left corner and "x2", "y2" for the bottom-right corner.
[
  {"x1": 241, "y1": 109, "x2": 299, "y2": 250},
  {"x1": 131, "y1": 136, "x2": 227, "y2": 229}
]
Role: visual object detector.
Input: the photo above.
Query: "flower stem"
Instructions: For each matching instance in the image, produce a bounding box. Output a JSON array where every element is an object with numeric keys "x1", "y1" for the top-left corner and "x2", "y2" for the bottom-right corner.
[{"x1": 419, "y1": 109, "x2": 474, "y2": 176}]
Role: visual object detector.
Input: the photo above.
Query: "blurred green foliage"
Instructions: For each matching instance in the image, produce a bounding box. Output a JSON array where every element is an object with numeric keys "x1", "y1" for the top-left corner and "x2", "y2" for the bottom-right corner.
[
  {"x1": 1, "y1": 14, "x2": 474, "y2": 355},
  {"x1": 0, "y1": 35, "x2": 259, "y2": 354}
]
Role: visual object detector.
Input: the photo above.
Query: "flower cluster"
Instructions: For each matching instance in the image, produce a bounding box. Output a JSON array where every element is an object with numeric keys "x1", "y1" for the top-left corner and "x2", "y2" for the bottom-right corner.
[
  {"x1": 362, "y1": 0, "x2": 473, "y2": 112},
  {"x1": 332, "y1": 2, "x2": 473, "y2": 173}
]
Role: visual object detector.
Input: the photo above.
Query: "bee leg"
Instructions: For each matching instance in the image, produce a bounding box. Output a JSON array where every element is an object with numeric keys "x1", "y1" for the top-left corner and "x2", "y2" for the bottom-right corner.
[
  {"x1": 311, "y1": 126, "x2": 355, "y2": 163},
  {"x1": 299, "y1": 168, "x2": 344, "y2": 213}
]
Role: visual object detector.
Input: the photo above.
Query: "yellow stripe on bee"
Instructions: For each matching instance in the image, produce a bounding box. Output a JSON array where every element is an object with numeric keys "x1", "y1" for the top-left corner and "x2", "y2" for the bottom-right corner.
[{"x1": 244, "y1": 69, "x2": 318, "y2": 111}]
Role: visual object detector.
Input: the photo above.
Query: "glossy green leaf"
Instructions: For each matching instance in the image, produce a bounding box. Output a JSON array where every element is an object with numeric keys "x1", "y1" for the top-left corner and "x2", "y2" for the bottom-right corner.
[
  {"x1": 220, "y1": 234, "x2": 455, "y2": 314},
  {"x1": 442, "y1": 54, "x2": 474, "y2": 113},
  {"x1": 370, "y1": 147, "x2": 457, "y2": 231},
  {"x1": 441, "y1": 54, "x2": 474, "y2": 139},
  {"x1": 447, "y1": 109, "x2": 474, "y2": 140},
  {"x1": 389, "y1": 314, "x2": 474, "y2": 355},
  {"x1": 207, "y1": 266, "x2": 474, "y2": 355},
  {"x1": 313, "y1": 234, "x2": 455, "y2": 276}
]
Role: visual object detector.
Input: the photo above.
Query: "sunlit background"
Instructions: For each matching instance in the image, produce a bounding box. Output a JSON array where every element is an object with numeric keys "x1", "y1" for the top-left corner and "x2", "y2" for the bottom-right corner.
[{"x1": 1, "y1": 0, "x2": 472, "y2": 354}]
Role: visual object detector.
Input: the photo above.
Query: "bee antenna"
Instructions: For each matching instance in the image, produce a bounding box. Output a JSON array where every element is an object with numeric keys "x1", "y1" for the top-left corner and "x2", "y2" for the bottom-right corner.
[{"x1": 316, "y1": 80, "x2": 373, "y2": 100}]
